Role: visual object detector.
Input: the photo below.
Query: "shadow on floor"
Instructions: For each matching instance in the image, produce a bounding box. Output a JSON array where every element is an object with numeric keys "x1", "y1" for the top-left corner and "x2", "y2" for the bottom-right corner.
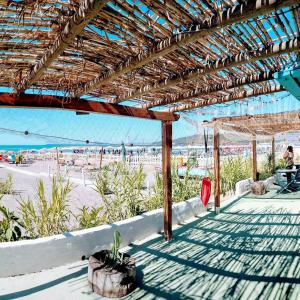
[{"x1": 1, "y1": 194, "x2": 300, "y2": 300}]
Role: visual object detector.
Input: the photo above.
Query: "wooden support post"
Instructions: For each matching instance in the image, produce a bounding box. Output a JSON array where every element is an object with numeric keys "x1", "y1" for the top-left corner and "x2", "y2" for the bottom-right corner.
[
  {"x1": 162, "y1": 121, "x2": 172, "y2": 241},
  {"x1": 272, "y1": 136, "x2": 275, "y2": 173},
  {"x1": 56, "y1": 147, "x2": 60, "y2": 175},
  {"x1": 213, "y1": 127, "x2": 220, "y2": 214},
  {"x1": 252, "y1": 137, "x2": 257, "y2": 181}
]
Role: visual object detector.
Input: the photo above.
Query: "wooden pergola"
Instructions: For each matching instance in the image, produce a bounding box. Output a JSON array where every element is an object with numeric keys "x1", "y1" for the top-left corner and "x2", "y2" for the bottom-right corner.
[
  {"x1": 207, "y1": 110, "x2": 300, "y2": 207},
  {"x1": 1, "y1": 0, "x2": 300, "y2": 240}
]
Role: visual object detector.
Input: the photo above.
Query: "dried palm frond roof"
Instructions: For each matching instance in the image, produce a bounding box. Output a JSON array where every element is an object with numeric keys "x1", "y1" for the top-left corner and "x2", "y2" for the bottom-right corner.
[
  {"x1": 0, "y1": 0, "x2": 300, "y2": 113},
  {"x1": 205, "y1": 110, "x2": 300, "y2": 135}
]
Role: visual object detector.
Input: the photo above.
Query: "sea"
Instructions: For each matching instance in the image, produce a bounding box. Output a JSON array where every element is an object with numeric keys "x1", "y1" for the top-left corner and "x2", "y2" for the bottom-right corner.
[{"x1": 0, "y1": 143, "x2": 108, "y2": 152}]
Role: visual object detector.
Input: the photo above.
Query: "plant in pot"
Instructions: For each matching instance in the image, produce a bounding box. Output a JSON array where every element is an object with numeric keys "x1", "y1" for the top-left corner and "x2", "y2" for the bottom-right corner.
[{"x1": 88, "y1": 230, "x2": 136, "y2": 298}]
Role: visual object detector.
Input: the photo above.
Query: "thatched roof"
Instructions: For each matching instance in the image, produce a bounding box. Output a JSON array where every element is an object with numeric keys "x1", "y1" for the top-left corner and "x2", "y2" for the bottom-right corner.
[
  {"x1": 206, "y1": 110, "x2": 300, "y2": 135},
  {"x1": 0, "y1": 0, "x2": 299, "y2": 112}
]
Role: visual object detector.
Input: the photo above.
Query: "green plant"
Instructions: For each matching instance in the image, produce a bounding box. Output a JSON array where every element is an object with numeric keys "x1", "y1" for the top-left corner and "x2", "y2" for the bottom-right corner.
[
  {"x1": 77, "y1": 206, "x2": 104, "y2": 229},
  {"x1": 144, "y1": 161, "x2": 199, "y2": 211},
  {"x1": 19, "y1": 177, "x2": 72, "y2": 238},
  {"x1": 0, "y1": 197, "x2": 24, "y2": 242},
  {"x1": 0, "y1": 174, "x2": 13, "y2": 195},
  {"x1": 94, "y1": 167, "x2": 110, "y2": 195},
  {"x1": 111, "y1": 230, "x2": 122, "y2": 263},
  {"x1": 259, "y1": 153, "x2": 274, "y2": 180},
  {"x1": 95, "y1": 163, "x2": 145, "y2": 223},
  {"x1": 276, "y1": 158, "x2": 286, "y2": 170},
  {"x1": 210, "y1": 156, "x2": 252, "y2": 196},
  {"x1": 143, "y1": 173, "x2": 163, "y2": 211}
]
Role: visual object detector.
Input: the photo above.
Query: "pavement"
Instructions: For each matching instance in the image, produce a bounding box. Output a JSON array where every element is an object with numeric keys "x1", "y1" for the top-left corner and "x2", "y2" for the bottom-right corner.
[{"x1": 1, "y1": 188, "x2": 300, "y2": 300}]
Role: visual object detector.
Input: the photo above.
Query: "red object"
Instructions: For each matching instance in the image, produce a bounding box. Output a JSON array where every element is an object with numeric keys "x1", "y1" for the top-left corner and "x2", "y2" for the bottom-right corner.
[
  {"x1": 201, "y1": 177, "x2": 211, "y2": 207},
  {"x1": 0, "y1": 155, "x2": 2, "y2": 161}
]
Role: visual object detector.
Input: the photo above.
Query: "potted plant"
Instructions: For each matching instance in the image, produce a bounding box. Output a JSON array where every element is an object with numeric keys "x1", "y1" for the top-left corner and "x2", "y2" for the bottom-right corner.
[{"x1": 88, "y1": 230, "x2": 136, "y2": 297}]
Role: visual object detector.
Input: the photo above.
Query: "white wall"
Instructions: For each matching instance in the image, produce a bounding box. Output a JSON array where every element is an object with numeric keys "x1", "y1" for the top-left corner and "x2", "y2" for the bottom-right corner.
[{"x1": 0, "y1": 197, "x2": 206, "y2": 277}]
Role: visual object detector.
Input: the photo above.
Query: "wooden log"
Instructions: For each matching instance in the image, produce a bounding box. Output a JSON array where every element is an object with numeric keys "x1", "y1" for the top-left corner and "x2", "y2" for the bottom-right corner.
[
  {"x1": 0, "y1": 93, "x2": 179, "y2": 122},
  {"x1": 88, "y1": 250, "x2": 136, "y2": 297},
  {"x1": 78, "y1": 0, "x2": 297, "y2": 98},
  {"x1": 252, "y1": 137, "x2": 258, "y2": 181},
  {"x1": 119, "y1": 36, "x2": 300, "y2": 103},
  {"x1": 18, "y1": 0, "x2": 109, "y2": 92},
  {"x1": 162, "y1": 121, "x2": 172, "y2": 241},
  {"x1": 214, "y1": 127, "x2": 220, "y2": 214}
]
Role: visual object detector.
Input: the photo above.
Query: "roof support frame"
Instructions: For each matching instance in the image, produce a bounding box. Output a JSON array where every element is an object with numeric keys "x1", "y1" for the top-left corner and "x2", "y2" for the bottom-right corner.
[{"x1": 0, "y1": 93, "x2": 179, "y2": 122}]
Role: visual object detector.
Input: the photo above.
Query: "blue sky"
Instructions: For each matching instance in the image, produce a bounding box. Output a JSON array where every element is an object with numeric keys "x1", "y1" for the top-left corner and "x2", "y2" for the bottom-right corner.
[{"x1": 0, "y1": 89, "x2": 299, "y2": 146}]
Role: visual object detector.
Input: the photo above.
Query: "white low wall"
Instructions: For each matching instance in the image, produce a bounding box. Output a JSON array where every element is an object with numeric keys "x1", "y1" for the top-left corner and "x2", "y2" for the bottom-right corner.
[
  {"x1": 0, "y1": 197, "x2": 206, "y2": 277},
  {"x1": 235, "y1": 176, "x2": 275, "y2": 195}
]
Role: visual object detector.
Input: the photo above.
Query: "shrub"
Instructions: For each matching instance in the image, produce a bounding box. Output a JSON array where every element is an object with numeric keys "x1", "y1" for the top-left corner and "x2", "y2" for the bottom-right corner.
[
  {"x1": 0, "y1": 195, "x2": 24, "y2": 242},
  {"x1": 210, "y1": 156, "x2": 252, "y2": 196},
  {"x1": 0, "y1": 174, "x2": 13, "y2": 195},
  {"x1": 77, "y1": 206, "x2": 104, "y2": 229},
  {"x1": 19, "y1": 177, "x2": 72, "y2": 238}
]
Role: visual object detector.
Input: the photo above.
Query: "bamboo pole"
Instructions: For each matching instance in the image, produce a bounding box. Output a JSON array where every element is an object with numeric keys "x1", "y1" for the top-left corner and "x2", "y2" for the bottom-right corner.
[
  {"x1": 252, "y1": 137, "x2": 257, "y2": 181},
  {"x1": 56, "y1": 147, "x2": 60, "y2": 175},
  {"x1": 213, "y1": 127, "x2": 220, "y2": 214},
  {"x1": 162, "y1": 121, "x2": 172, "y2": 241},
  {"x1": 99, "y1": 146, "x2": 104, "y2": 171},
  {"x1": 148, "y1": 72, "x2": 279, "y2": 108},
  {"x1": 171, "y1": 84, "x2": 283, "y2": 112}
]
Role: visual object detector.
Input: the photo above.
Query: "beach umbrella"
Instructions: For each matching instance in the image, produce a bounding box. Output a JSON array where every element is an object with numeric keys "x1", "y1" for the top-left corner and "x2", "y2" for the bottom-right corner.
[{"x1": 121, "y1": 142, "x2": 126, "y2": 162}]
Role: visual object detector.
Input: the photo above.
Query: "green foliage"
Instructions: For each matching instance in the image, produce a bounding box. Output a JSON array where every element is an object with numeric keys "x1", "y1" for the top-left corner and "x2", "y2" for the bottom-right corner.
[
  {"x1": 0, "y1": 196, "x2": 24, "y2": 242},
  {"x1": 77, "y1": 206, "x2": 104, "y2": 229},
  {"x1": 19, "y1": 177, "x2": 72, "y2": 238},
  {"x1": 111, "y1": 230, "x2": 122, "y2": 263},
  {"x1": 276, "y1": 158, "x2": 286, "y2": 170},
  {"x1": 259, "y1": 153, "x2": 274, "y2": 180},
  {"x1": 143, "y1": 173, "x2": 163, "y2": 211},
  {"x1": 144, "y1": 161, "x2": 200, "y2": 211},
  {"x1": 210, "y1": 156, "x2": 252, "y2": 196},
  {"x1": 94, "y1": 163, "x2": 145, "y2": 224},
  {"x1": 94, "y1": 167, "x2": 110, "y2": 195},
  {"x1": 0, "y1": 174, "x2": 13, "y2": 195}
]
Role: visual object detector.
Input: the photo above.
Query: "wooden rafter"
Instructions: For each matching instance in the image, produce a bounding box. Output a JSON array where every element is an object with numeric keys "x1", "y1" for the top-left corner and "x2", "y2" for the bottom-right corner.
[
  {"x1": 118, "y1": 37, "x2": 300, "y2": 104},
  {"x1": 146, "y1": 71, "x2": 278, "y2": 109},
  {"x1": 0, "y1": 93, "x2": 179, "y2": 122},
  {"x1": 17, "y1": 0, "x2": 110, "y2": 92},
  {"x1": 170, "y1": 84, "x2": 284, "y2": 112},
  {"x1": 75, "y1": 0, "x2": 297, "y2": 98}
]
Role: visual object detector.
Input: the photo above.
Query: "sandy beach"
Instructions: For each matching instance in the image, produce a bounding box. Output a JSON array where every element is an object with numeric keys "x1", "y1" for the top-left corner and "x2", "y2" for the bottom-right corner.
[{"x1": 0, "y1": 159, "x2": 158, "y2": 222}]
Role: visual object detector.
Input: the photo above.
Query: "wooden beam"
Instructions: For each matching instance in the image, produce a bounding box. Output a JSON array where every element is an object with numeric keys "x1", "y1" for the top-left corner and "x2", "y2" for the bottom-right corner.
[
  {"x1": 17, "y1": 0, "x2": 109, "y2": 92},
  {"x1": 170, "y1": 84, "x2": 283, "y2": 112},
  {"x1": 117, "y1": 36, "x2": 300, "y2": 103},
  {"x1": 148, "y1": 71, "x2": 278, "y2": 109},
  {"x1": 214, "y1": 127, "x2": 220, "y2": 214},
  {"x1": 272, "y1": 136, "x2": 276, "y2": 173},
  {"x1": 77, "y1": 0, "x2": 296, "y2": 98},
  {"x1": 0, "y1": 93, "x2": 179, "y2": 122},
  {"x1": 162, "y1": 121, "x2": 172, "y2": 241},
  {"x1": 252, "y1": 137, "x2": 258, "y2": 181}
]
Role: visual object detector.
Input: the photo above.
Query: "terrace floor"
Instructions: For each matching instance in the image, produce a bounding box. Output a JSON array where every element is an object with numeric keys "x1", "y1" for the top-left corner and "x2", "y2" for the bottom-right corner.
[{"x1": 1, "y1": 188, "x2": 300, "y2": 300}]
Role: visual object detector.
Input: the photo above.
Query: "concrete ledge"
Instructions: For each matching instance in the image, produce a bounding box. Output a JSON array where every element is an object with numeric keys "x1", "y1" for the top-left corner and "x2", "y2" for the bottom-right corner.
[{"x1": 0, "y1": 197, "x2": 206, "y2": 277}]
